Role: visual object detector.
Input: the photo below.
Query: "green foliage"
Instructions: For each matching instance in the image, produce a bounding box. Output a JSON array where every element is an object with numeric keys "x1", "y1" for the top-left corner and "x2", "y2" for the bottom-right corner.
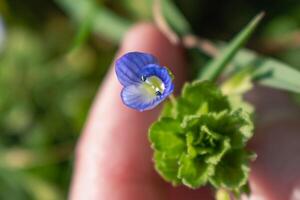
[
  {"x1": 3, "y1": 0, "x2": 300, "y2": 199},
  {"x1": 221, "y1": 67, "x2": 255, "y2": 95},
  {"x1": 55, "y1": 0, "x2": 131, "y2": 43},
  {"x1": 159, "y1": 0, "x2": 300, "y2": 94},
  {"x1": 0, "y1": 14, "x2": 113, "y2": 199},
  {"x1": 199, "y1": 13, "x2": 264, "y2": 81},
  {"x1": 231, "y1": 49, "x2": 300, "y2": 93},
  {"x1": 175, "y1": 81, "x2": 230, "y2": 117},
  {"x1": 149, "y1": 81, "x2": 254, "y2": 194},
  {"x1": 221, "y1": 67, "x2": 255, "y2": 113}
]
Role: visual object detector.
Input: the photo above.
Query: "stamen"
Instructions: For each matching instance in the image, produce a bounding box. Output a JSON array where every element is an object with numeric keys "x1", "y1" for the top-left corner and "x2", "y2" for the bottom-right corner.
[{"x1": 140, "y1": 75, "x2": 165, "y2": 97}]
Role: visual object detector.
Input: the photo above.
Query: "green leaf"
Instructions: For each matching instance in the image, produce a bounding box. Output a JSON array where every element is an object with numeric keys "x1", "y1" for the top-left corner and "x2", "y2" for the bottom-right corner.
[
  {"x1": 183, "y1": 109, "x2": 253, "y2": 149},
  {"x1": 226, "y1": 95, "x2": 254, "y2": 115},
  {"x1": 178, "y1": 155, "x2": 214, "y2": 188},
  {"x1": 221, "y1": 66, "x2": 255, "y2": 95},
  {"x1": 149, "y1": 118, "x2": 185, "y2": 156},
  {"x1": 199, "y1": 12, "x2": 264, "y2": 81},
  {"x1": 176, "y1": 81, "x2": 230, "y2": 117},
  {"x1": 154, "y1": 151, "x2": 181, "y2": 185},
  {"x1": 200, "y1": 125, "x2": 223, "y2": 141},
  {"x1": 209, "y1": 150, "x2": 251, "y2": 190},
  {"x1": 213, "y1": 110, "x2": 254, "y2": 148},
  {"x1": 232, "y1": 49, "x2": 300, "y2": 93},
  {"x1": 204, "y1": 137, "x2": 231, "y2": 165},
  {"x1": 149, "y1": 81, "x2": 254, "y2": 193},
  {"x1": 186, "y1": 131, "x2": 198, "y2": 158}
]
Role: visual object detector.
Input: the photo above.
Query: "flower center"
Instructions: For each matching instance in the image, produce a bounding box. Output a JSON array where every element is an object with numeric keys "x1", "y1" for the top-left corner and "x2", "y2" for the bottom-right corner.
[{"x1": 141, "y1": 75, "x2": 165, "y2": 96}]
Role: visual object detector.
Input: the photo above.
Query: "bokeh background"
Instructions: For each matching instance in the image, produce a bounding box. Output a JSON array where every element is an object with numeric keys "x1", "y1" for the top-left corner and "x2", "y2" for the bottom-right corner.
[{"x1": 1, "y1": 0, "x2": 300, "y2": 199}]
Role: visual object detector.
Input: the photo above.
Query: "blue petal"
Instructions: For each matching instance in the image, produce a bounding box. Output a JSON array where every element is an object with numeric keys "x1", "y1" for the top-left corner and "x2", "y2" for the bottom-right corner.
[
  {"x1": 121, "y1": 84, "x2": 156, "y2": 111},
  {"x1": 115, "y1": 52, "x2": 158, "y2": 86},
  {"x1": 121, "y1": 65, "x2": 174, "y2": 111}
]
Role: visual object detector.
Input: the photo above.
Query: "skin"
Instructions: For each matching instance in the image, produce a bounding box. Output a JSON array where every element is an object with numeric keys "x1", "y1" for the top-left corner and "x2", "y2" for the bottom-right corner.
[{"x1": 69, "y1": 23, "x2": 300, "y2": 200}]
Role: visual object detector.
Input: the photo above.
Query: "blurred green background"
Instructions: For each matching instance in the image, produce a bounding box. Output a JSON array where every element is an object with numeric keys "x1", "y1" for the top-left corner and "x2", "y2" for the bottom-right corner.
[{"x1": 0, "y1": 0, "x2": 300, "y2": 199}]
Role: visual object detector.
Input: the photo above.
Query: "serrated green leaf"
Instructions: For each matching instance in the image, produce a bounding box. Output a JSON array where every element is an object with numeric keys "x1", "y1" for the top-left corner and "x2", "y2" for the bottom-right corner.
[
  {"x1": 149, "y1": 118, "x2": 185, "y2": 156},
  {"x1": 150, "y1": 81, "x2": 254, "y2": 192},
  {"x1": 209, "y1": 150, "x2": 251, "y2": 190},
  {"x1": 176, "y1": 81, "x2": 230, "y2": 117},
  {"x1": 213, "y1": 110, "x2": 254, "y2": 148},
  {"x1": 186, "y1": 131, "x2": 198, "y2": 158},
  {"x1": 199, "y1": 12, "x2": 264, "y2": 81},
  {"x1": 189, "y1": 110, "x2": 253, "y2": 148},
  {"x1": 200, "y1": 125, "x2": 222, "y2": 141},
  {"x1": 204, "y1": 137, "x2": 231, "y2": 165},
  {"x1": 154, "y1": 151, "x2": 181, "y2": 185},
  {"x1": 178, "y1": 155, "x2": 214, "y2": 188}
]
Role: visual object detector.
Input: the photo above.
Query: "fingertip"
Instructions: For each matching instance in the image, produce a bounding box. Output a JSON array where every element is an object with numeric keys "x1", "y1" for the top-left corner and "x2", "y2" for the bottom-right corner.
[
  {"x1": 71, "y1": 23, "x2": 187, "y2": 200},
  {"x1": 121, "y1": 22, "x2": 159, "y2": 49}
]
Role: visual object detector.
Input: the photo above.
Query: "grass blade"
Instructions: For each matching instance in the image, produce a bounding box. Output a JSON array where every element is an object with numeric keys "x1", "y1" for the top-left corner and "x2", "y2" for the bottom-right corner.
[
  {"x1": 55, "y1": 0, "x2": 131, "y2": 43},
  {"x1": 232, "y1": 50, "x2": 300, "y2": 93},
  {"x1": 198, "y1": 12, "x2": 264, "y2": 81}
]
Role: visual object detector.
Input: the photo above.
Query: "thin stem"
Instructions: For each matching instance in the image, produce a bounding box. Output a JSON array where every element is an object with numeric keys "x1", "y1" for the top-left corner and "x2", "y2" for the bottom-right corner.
[
  {"x1": 168, "y1": 94, "x2": 177, "y2": 107},
  {"x1": 153, "y1": 0, "x2": 180, "y2": 44}
]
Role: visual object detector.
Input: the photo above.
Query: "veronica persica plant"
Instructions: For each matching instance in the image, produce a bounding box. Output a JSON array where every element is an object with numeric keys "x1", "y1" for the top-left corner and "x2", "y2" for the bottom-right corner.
[
  {"x1": 115, "y1": 52, "x2": 174, "y2": 111},
  {"x1": 110, "y1": 4, "x2": 300, "y2": 198},
  {"x1": 149, "y1": 81, "x2": 254, "y2": 195}
]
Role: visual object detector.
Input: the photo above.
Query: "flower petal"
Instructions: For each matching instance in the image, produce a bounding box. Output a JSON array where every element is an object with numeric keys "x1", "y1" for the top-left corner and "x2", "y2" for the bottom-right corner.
[
  {"x1": 121, "y1": 65, "x2": 174, "y2": 111},
  {"x1": 115, "y1": 52, "x2": 158, "y2": 86},
  {"x1": 121, "y1": 84, "x2": 157, "y2": 111}
]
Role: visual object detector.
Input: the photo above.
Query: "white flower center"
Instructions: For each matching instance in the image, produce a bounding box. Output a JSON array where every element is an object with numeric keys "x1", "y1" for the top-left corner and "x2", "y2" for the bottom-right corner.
[{"x1": 141, "y1": 76, "x2": 165, "y2": 97}]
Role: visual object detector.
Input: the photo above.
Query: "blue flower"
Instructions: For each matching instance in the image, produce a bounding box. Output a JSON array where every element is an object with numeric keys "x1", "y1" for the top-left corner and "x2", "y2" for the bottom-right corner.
[{"x1": 115, "y1": 52, "x2": 174, "y2": 111}]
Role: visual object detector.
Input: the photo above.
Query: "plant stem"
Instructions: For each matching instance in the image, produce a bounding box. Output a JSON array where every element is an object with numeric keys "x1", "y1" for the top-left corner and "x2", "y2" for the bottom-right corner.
[{"x1": 169, "y1": 94, "x2": 177, "y2": 107}]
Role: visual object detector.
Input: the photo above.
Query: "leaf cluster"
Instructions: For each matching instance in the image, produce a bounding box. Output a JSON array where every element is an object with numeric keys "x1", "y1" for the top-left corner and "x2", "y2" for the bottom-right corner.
[{"x1": 149, "y1": 81, "x2": 254, "y2": 194}]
